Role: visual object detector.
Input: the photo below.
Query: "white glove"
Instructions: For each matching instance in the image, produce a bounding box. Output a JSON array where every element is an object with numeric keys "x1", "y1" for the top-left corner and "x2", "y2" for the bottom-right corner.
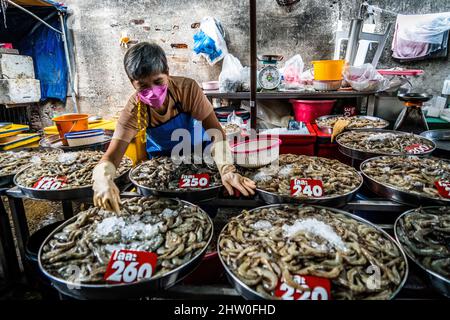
[
  {"x1": 212, "y1": 140, "x2": 256, "y2": 196},
  {"x1": 92, "y1": 160, "x2": 121, "y2": 213}
]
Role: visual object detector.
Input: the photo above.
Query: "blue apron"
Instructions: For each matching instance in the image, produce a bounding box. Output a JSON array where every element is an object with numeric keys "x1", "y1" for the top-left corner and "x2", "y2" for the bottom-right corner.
[{"x1": 145, "y1": 90, "x2": 210, "y2": 158}]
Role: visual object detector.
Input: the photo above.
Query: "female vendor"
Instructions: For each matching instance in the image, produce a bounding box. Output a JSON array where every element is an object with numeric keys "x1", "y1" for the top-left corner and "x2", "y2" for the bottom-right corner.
[{"x1": 92, "y1": 42, "x2": 255, "y2": 212}]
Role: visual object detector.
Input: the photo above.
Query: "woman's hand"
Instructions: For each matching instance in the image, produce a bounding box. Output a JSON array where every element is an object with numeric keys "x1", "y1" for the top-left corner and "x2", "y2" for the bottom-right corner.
[
  {"x1": 212, "y1": 139, "x2": 256, "y2": 197},
  {"x1": 221, "y1": 167, "x2": 256, "y2": 196},
  {"x1": 92, "y1": 160, "x2": 121, "y2": 213}
]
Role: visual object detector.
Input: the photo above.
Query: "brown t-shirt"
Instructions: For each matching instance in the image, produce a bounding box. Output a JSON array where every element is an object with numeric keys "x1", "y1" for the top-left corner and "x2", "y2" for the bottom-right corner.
[{"x1": 112, "y1": 76, "x2": 214, "y2": 143}]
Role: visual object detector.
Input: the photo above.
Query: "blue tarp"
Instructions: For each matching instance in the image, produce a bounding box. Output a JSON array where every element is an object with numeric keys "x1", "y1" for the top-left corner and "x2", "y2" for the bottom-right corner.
[
  {"x1": 0, "y1": 1, "x2": 68, "y2": 102},
  {"x1": 19, "y1": 16, "x2": 67, "y2": 102}
]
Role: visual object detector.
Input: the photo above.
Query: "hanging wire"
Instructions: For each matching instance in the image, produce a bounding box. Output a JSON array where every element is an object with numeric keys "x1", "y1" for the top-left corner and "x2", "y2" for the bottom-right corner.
[{"x1": 0, "y1": 0, "x2": 8, "y2": 28}]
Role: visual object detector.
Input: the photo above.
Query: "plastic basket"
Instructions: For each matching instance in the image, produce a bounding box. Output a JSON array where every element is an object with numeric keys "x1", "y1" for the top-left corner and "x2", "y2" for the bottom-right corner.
[{"x1": 231, "y1": 138, "x2": 281, "y2": 168}]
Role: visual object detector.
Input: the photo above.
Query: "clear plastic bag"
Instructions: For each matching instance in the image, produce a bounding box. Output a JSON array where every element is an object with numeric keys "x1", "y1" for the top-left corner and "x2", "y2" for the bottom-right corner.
[
  {"x1": 193, "y1": 17, "x2": 228, "y2": 65},
  {"x1": 343, "y1": 63, "x2": 389, "y2": 92},
  {"x1": 397, "y1": 13, "x2": 450, "y2": 44},
  {"x1": 281, "y1": 54, "x2": 304, "y2": 88},
  {"x1": 219, "y1": 54, "x2": 244, "y2": 92}
]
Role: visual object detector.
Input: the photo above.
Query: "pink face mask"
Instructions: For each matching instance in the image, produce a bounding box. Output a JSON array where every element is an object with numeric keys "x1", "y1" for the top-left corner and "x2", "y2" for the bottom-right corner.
[{"x1": 138, "y1": 84, "x2": 168, "y2": 109}]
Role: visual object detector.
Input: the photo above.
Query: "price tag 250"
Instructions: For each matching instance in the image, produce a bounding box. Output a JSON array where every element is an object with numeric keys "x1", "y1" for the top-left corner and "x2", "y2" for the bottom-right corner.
[
  {"x1": 435, "y1": 179, "x2": 450, "y2": 199},
  {"x1": 32, "y1": 176, "x2": 67, "y2": 190},
  {"x1": 404, "y1": 144, "x2": 432, "y2": 154},
  {"x1": 290, "y1": 178, "x2": 323, "y2": 197},
  {"x1": 274, "y1": 275, "x2": 331, "y2": 300},
  {"x1": 179, "y1": 174, "x2": 210, "y2": 188},
  {"x1": 104, "y1": 249, "x2": 158, "y2": 283}
]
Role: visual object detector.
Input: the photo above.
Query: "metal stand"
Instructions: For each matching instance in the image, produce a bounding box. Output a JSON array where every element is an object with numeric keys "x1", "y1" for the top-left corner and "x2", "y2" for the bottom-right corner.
[{"x1": 0, "y1": 188, "x2": 21, "y2": 289}]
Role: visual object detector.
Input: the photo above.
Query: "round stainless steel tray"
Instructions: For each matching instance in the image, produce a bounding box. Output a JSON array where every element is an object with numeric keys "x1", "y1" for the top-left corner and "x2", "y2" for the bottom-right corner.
[
  {"x1": 256, "y1": 171, "x2": 363, "y2": 208},
  {"x1": 38, "y1": 198, "x2": 213, "y2": 300},
  {"x1": 360, "y1": 156, "x2": 450, "y2": 206},
  {"x1": 14, "y1": 165, "x2": 131, "y2": 201},
  {"x1": 420, "y1": 129, "x2": 450, "y2": 158},
  {"x1": 316, "y1": 115, "x2": 389, "y2": 135},
  {"x1": 40, "y1": 133, "x2": 113, "y2": 152},
  {"x1": 0, "y1": 147, "x2": 63, "y2": 187},
  {"x1": 394, "y1": 207, "x2": 450, "y2": 298},
  {"x1": 337, "y1": 129, "x2": 436, "y2": 161},
  {"x1": 218, "y1": 203, "x2": 409, "y2": 300},
  {"x1": 129, "y1": 165, "x2": 222, "y2": 203}
]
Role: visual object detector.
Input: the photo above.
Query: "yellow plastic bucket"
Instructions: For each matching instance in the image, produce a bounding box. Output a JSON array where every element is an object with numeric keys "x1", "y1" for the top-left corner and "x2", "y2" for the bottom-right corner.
[{"x1": 312, "y1": 60, "x2": 345, "y2": 81}]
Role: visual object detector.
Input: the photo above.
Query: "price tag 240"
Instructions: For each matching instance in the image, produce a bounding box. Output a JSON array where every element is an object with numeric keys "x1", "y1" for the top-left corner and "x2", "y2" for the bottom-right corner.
[
  {"x1": 290, "y1": 178, "x2": 323, "y2": 197},
  {"x1": 275, "y1": 275, "x2": 331, "y2": 300},
  {"x1": 104, "y1": 249, "x2": 158, "y2": 283},
  {"x1": 435, "y1": 179, "x2": 450, "y2": 199},
  {"x1": 32, "y1": 176, "x2": 67, "y2": 190},
  {"x1": 179, "y1": 174, "x2": 210, "y2": 188},
  {"x1": 404, "y1": 144, "x2": 432, "y2": 154}
]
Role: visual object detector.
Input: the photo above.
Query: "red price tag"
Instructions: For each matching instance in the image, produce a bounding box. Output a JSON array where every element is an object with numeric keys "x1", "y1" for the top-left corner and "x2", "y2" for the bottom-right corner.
[
  {"x1": 104, "y1": 249, "x2": 158, "y2": 283},
  {"x1": 178, "y1": 174, "x2": 210, "y2": 188},
  {"x1": 32, "y1": 176, "x2": 67, "y2": 190},
  {"x1": 290, "y1": 178, "x2": 324, "y2": 197},
  {"x1": 275, "y1": 275, "x2": 331, "y2": 300},
  {"x1": 435, "y1": 179, "x2": 450, "y2": 199},
  {"x1": 404, "y1": 144, "x2": 432, "y2": 154},
  {"x1": 343, "y1": 106, "x2": 357, "y2": 117}
]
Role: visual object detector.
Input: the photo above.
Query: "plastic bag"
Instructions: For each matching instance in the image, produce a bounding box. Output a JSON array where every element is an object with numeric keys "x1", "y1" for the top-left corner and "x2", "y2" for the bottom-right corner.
[
  {"x1": 396, "y1": 13, "x2": 450, "y2": 44},
  {"x1": 300, "y1": 68, "x2": 314, "y2": 85},
  {"x1": 193, "y1": 17, "x2": 228, "y2": 65},
  {"x1": 219, "y1": 54, "x2": 243, "y2": 92},
  {"x1": 343, "y1": 63, "x2": 389, "y2": 92},
  {"x1": 281, "y1": 54, "x2": 304, "y2": 88}
]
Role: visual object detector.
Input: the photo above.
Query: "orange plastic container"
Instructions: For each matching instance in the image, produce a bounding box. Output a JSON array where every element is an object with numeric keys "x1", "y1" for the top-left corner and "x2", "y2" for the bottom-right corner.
[
  {"x1": 312, "y1": 60, "x2": 345, "y2": 80},
  {"x1": 52, "y1": 114, "x2": 89, "y2": 145}
]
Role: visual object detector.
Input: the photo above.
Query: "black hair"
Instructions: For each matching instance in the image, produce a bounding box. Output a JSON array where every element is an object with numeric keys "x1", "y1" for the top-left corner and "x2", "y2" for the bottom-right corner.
[{"x1": 124, "y1": 42, "x2": 169, "y2": 80}]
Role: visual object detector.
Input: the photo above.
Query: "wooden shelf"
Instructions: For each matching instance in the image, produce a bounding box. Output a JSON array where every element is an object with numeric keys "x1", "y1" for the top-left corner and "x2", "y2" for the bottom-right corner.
[{"x1": 204, "y1": 90, "x2": 376, "y2": 100}]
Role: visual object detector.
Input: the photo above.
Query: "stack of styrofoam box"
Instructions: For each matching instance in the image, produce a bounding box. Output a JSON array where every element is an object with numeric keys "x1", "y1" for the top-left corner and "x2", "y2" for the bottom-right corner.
[{"x1": 0, "y1": 54, "x2": 41, "y2": 104}]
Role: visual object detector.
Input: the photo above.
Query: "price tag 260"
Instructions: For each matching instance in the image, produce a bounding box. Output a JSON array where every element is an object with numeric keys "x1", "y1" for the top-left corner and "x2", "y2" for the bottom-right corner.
[
  {"x1": 104, "y1": 249, "x2": 157, "y2": 283},
  {"x1": 179, "y1": 174, "x2": 210, "y2": 188},
  {"x1": 274, "y1": 275, "x2": 331, "y2": 300},
  {"x1": 32, "y1": 176, "x2": 67, "y2": 190},
  {"x1": 290, "y1": 178, "x2": 323, "y2": 197},
  {"x1": 435, "y1": 179, "x2": 450, "y2": 199},
  {"x1": 404, "y1": 144, "x2": 432, "y2": 154}
]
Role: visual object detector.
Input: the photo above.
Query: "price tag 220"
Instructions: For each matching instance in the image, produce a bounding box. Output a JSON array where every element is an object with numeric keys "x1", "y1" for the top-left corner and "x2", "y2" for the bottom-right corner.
[
  {"x1": 275, "y1": 275, "x2": 331, "y2": 300},
  {"x1": 32, "y1": 176, "x2": 67, "y2": 190},
  {"x1": 435, "y1": 179, "x2": 450, "y2": 199},
  {"x1": 404, "y1": 144, "x2": 432, "y2": 154},
  {"x1": 104, "y1": 249, "x2": 158, "y2": 283},
  {"x1": 290, "y1": 178, "x2": 323, "y2": 197},
  {"x1": 179, "y1": 174, "x2": 210, "y2": 188}
]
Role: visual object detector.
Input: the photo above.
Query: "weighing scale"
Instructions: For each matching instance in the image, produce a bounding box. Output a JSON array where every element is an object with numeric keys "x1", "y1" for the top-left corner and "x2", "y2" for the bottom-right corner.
[
  {"x1": 394, "y1": 93, "x2": 432, "y2": 134},
  {"x1": 257, "y1": 55, "x2": 283, "y2": 90}
]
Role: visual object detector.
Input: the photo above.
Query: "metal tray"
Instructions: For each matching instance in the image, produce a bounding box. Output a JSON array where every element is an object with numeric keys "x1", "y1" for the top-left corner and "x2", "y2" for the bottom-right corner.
[
  {"x1": 420, "y1": 129, "x2": 450, "y2": 158},
  {"x1": 40, "y1": 133, "x2": 113, "y2": 152},
  {"x1": 218, "y1": 203, "x2": 409, "y2": 300},
  {"x1": 360, "y1": 156, "x2": 450, "y2": 207},
  {"x1": 14, "y1": 167, "x2": 131, "y2": 201},
  {"x1": 337, "y1": 129, "x2": 436, "y2": 161},
  {"x1": 129, "y1": 166, "x2": 223, "y2": 203},
  {"x1": 0, "y1": 147, "x2": 63, "y2": 187},
  {"x1": 394, "y1": 207, "x2": 450, "y2": 298},
  {"x1": 316, "y1": 115, "x2": 389, "y2": 135},
  {"x1": 38, "y1": 198, "x2": 213, "y2": 300},
  {"x1": 256, "y1": 171, "x2": 363, "y2": 208}
]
